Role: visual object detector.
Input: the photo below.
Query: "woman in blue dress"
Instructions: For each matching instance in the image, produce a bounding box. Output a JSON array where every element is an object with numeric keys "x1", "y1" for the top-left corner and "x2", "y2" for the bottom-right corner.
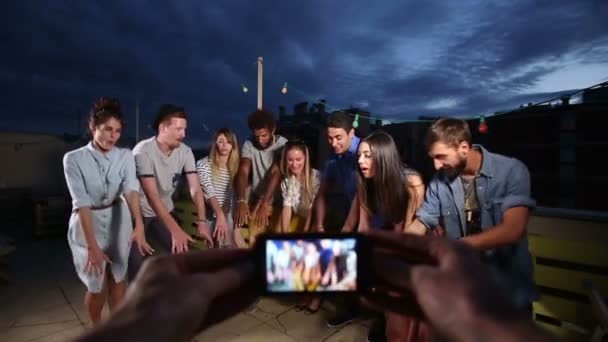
[{"x1": 63, "y1": 97, "x2": 153, "y2": 325}]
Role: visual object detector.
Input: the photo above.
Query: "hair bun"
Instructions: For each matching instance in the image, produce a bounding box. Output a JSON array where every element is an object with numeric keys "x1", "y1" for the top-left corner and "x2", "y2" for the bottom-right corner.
[{"x1": 93, "y1": 96, "x2": 121, "y2": 114}]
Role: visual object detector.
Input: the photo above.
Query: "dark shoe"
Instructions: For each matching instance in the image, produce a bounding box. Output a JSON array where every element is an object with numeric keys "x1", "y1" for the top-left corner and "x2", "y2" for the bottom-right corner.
[
  {"x1": 304, "y1": 300, "x2": 321, "y2": 314},
  {"x1": 327, "y1": 312, "x2": 356, "y2": 328},
  {"x1": 304, "y1": 306, "x2": 320, "y2": 315}
]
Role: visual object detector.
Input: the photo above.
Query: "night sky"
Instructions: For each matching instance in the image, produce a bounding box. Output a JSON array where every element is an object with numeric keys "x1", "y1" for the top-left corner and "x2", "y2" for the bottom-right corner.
[{"x1": 2, "y1": 1, "x2": 607, "y2": 148}]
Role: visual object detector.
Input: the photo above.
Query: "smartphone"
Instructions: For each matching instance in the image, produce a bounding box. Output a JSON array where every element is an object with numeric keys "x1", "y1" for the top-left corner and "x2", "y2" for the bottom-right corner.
[{"x1": 254, "y1": 232, "x2": 370, "y2": 296}]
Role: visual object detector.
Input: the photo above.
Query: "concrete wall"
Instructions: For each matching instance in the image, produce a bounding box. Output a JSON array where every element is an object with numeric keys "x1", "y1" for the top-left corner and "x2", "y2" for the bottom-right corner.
[{"x1": 0, "y1": 131, "x2": 81, "y2": 196}]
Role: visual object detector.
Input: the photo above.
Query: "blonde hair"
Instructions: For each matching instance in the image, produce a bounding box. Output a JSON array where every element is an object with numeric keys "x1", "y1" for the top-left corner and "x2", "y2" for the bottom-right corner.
[
  {"x1": 280, "y1": 140, "x2": 314, "y2": 208},
  {"x1": 209, "y1": 128, "x2": 239, "y2": 182}
]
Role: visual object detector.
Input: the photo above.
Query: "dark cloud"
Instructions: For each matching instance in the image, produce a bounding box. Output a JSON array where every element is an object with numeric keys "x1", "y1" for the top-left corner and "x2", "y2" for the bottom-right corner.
[{"x1": 1, "y1": 0, "x2": 607, "y2": 146}]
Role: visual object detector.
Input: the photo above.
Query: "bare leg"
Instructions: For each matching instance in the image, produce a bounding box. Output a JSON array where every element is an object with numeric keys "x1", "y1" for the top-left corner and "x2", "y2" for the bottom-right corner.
[
  {"x1": 308, "y1": 298, "x2": 322, "y2": 311},
  {"x1": 106, "y1": 271, "x2": 127, "y2": 313},
  {"x1": 84, "y1": 285, "x2": 107, "y2": 326}
]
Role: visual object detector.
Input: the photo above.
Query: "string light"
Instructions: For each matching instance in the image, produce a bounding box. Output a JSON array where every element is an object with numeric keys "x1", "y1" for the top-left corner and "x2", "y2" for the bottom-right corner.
[
  {"x1": 353, "y1": 113, "x2": 360, "y2": 128},
  {"x1": 237, "y1": 76, "x2": 606, "y2": 131},
  {"x1": 478, "y1": 115, "x2": 488, "y2": 134}
]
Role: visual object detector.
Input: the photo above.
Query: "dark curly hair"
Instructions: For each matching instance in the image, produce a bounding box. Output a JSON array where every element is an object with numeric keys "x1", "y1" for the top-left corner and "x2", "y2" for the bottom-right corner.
[
  {"x1": 88, "y1": 97, "x2": 124, "y2": 131},
  {"x1": 247, "y1": 109, "x2": 276, "y2": 131}
]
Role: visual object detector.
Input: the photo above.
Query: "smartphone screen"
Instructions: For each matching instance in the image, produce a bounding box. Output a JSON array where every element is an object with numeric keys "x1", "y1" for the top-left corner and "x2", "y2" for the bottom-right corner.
[{"x1": 258, "y1": 233, "x2": 366, "y2": 295}]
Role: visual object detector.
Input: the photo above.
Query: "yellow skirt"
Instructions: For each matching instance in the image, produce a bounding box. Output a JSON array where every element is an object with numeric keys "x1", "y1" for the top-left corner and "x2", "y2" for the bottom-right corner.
[{"x1": 285, "y1": 214, "x2": 307, "y2": 233}]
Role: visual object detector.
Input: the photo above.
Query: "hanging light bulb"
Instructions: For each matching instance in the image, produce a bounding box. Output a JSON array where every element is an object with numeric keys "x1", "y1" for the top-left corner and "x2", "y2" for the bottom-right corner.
[
  {"x1": 281, "y1": 82, "x2": 288, "y2": 94},
  {"x1": 478, "y1": 115, "x2": 488, "y2": 134},
  {"x1": 241, "y1": 84, "x2": 248, "y2": 93},
  {"x1": 353, "y1": 113, "x2": 360, "y2": 128}
]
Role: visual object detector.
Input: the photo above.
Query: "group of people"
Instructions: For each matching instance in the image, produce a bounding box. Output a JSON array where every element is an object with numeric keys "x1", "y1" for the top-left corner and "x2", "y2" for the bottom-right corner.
[
  {"x1": 64, "y1": 96, "x2": 540, "y2": 342},
  {"x1": 266, "y1": 238, "x2": 358, "y2": 294}
]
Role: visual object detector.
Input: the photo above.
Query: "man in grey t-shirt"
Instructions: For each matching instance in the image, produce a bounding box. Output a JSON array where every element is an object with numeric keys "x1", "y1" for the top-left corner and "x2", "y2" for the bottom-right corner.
[
  {"x1": 233, "y1": 109, "x2": 286, "y2": 246},
  {"x1": 128, "y1": 105, "x2": 212, "y2": 280}
]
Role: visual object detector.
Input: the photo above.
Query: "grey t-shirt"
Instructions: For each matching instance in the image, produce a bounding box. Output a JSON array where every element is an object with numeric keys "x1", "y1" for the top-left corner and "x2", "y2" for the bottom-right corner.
[
  {"x1": 241, "y1": 135, "x2": 287, "y2": 201},
  {"x1": 133, "y1": 137, "x2": 197, "y2": 217}
]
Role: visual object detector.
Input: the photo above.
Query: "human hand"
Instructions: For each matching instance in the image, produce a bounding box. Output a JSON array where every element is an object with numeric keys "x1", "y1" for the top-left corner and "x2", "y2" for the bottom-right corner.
[{"x1": 74, "y1": 249, "x2": 257, "y2": 342}]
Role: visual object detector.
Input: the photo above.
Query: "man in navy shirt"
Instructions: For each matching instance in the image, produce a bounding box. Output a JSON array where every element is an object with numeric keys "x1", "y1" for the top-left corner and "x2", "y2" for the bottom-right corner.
[{"x1": 313, "y1": 112, "x2": 361, "y2": 328}]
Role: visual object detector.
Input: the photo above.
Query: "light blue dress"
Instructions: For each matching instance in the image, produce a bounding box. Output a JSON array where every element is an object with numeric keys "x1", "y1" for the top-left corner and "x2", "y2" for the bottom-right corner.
[{"x1": 63, "y1": 142, "x2": 139, "y2": 293}]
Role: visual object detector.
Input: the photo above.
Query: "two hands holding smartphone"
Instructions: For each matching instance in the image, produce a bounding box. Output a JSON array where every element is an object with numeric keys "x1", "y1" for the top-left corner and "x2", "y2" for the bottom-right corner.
[{"x1": 75, "y1": 231, "x2": 554, "y2": 342}]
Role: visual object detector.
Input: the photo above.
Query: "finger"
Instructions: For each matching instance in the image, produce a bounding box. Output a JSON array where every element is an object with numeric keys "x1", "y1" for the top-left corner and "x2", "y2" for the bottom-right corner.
[
  {"x1": 200, "y1": 285, "x2": 258, "y2": 330},
  {"x1": 190, "y1": 258, "x2": 255, "y2": 300},
  {"x1": 172, "y1": 240, "x2": 178, "y2": 254},
  {"x1": 145, "y1": 243, "x2": 155, "y2": 255},
  {"x1": 370, "y1": 250, "x2": 414, "y2": 291},
  {"x1": 364, "y1": 230, "x2": 444, "y2": 264},
  {"x1": 85, "y1": 261, "x2": 91, "y2": 274},
  {"x1": 91, "y1": 262, "x2": 100, "y2": 276},
  {"x1": 360, "y1": 289, "x2": 425, "y2": 318},
  {"x1": 409, "y1": 265, "x2": 444, "y2": 312},
  {"x1": 173, "y1": 248, "x2": 252, "y2": 274},
  {"x1": 138, "y1": 243, "x2": 146, "y2": 256}
]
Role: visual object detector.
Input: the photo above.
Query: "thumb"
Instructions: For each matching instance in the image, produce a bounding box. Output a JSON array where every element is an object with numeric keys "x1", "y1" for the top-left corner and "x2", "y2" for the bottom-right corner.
[{"x1": 410, "y1": 265, "x2": 443, "y2": 311}]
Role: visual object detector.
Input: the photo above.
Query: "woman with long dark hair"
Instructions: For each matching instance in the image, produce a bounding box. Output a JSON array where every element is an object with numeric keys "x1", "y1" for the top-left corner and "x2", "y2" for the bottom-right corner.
[
  {"x1": 63, "y1": 97, "x2": 152, "y2": 325},
  {"x1": 356, "y1": 130, "x2": 429, "y2": 342}
]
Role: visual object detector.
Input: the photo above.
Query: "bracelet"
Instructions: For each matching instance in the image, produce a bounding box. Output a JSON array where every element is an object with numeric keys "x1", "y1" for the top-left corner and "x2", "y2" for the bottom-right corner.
[
  {"x1": 196, "y1": 218, "x2": 208, "y2": 223},
  {"x1": 237, "y1": 199, "x2": 248, "y2": 204}
]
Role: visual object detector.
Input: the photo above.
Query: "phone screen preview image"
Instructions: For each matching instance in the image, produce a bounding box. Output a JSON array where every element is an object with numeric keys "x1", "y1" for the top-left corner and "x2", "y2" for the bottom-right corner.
[{"x1": 263, "y1": 236, "x2": 360, "y2": 294}]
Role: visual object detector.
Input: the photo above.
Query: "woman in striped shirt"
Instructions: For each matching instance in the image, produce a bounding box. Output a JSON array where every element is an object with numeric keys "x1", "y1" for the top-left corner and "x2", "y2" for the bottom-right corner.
[{"x1": 196, "y1": 128, "x2": 239, "y2": 248}]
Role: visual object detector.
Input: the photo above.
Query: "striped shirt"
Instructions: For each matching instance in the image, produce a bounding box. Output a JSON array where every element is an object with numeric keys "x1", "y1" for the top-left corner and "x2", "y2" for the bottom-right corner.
[{"x1": 196, "y1": 156, "x2": 233, "y2": 214}]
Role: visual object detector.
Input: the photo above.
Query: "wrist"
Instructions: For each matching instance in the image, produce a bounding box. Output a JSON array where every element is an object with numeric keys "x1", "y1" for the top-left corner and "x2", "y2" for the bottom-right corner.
[{"x1": 86, "y1": 242, "x2": 100, "y2": 250}]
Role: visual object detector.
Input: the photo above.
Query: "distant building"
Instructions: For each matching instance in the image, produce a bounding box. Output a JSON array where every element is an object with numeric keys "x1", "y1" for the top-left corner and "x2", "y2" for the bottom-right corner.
[
  {"x1": 0, "y1": 131, "x2": 85, "y2": 196},
  {"x1": 382, "y1": 85, "x2": 608, "y2": 213}
]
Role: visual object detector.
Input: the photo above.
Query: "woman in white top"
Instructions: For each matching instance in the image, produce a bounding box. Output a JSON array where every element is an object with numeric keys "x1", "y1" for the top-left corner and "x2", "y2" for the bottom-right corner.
[
  {"x1": 196, "y1": 128, "x2": 239, "y2": 248},
  {"x1": 279, "y1": 140, "x2": 320, "y2": 233},
  {"x1": 63, "y1": 97, "x2": 153, "y2": 325},
  {"x1": 279, "y1": 139, "x2": 322, "y2": 312}
]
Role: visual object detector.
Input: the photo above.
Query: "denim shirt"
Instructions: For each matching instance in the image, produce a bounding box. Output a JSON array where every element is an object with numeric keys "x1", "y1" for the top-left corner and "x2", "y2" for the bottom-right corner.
[{"x1": 416, "y1": 145, "x2": 538, "y2": 307}]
